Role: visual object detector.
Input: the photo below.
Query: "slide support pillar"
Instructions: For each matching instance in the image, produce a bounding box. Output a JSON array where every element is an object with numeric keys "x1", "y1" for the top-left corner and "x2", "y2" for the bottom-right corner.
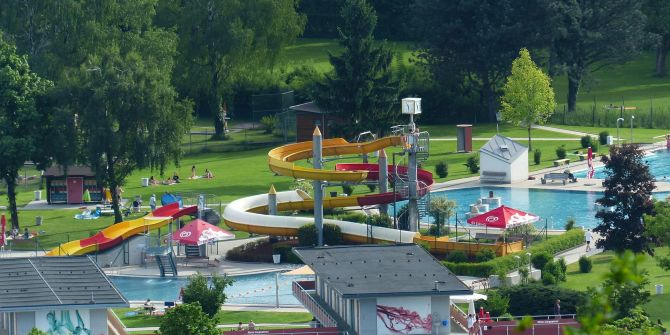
[
  {"x1": 268, "y1": 185, "x2": 278, "y2": 215},
  {"x1": 378, "y1": 149, "x2": 388, "y2": 215},
  {"x1": 408, "y1": 128, "x2": 419, "y2": 232},
  {"x1": 313, "y1": 127, "x2": 324, "y2": 246}
]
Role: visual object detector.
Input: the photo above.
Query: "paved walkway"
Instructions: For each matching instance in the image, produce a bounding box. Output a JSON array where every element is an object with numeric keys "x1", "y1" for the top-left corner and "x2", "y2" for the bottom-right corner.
[
  {"x1": 432, "y1": 137, "x2": 580, "y2": 141},
  {"x1": 531, "y1": 125, "x2": 593, "y2": 137}
]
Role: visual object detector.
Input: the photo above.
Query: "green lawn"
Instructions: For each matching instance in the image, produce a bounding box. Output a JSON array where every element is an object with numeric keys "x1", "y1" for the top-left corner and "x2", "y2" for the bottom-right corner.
[
  {"x1": 546, "y1": 124, "x2": 670, "y2": 144},
  {"x1": 561, "y1": 247, "x2": 670, "y2": 325},
  {"x1": 422, "y1": 123, "x2": 578, "y2": 139},
  {"x1": 113, "y1": 308, "x2": 313, "y2": 329}
]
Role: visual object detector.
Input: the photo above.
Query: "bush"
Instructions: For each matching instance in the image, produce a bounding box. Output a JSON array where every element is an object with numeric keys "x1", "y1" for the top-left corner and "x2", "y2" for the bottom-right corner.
[
  {"x1": 531, "y1": 252, "x2": 552, "y2": 270},
  {"x1": 497, "y1": 283, "x2": 587, "y2": 316},
  {"x1": 226, "y1": 239, "x2": 273, "y2": 262},
  {"x1": 578, "y1": 255, "x2": 592, "y2": 273},
  {"x1": 160, "y1": 302, "x2": 218, "y2": 335},
  {"x1": 260, "y1": 115, "x2": 278, "y2": 134},
  {"x1": 338, "y1": 212, "x2": 367, "y2": 223},
  {"x1": 447, "y1": 250, "x2": 468, "y2": 263},
  {"x1": 435, "y1": 161, "x2": 448, "y2": 178},
  {"x1": 474, "y1": 291, "x2": 509, "y2": 317},
  {"x1": 367, "y1": 184, "x2": 376, "y2": 192},
  {"x1": 182, "y1": 273, "x2": 233, "y2": 317},
  {"x1": 590, "y1": 140, "x2": 599, "y2": 152},
  {"x1": 475, "y1": 249, "x2": 496, "y2": 262},
  {"x1": 368, "y1": 214, "x2": 392, "y2": 228},
  {"x1": 557, "y1": 258, "x2": 567, "y2": 281},
  {"x1": 342, "y1": 184, "x2": 354, "y2": 196},
  {"x1": 564, "y1": 217, "x2": 576, "y2": 230},
  {"x1": 599, "y1": 131, "x2": 609, "y2": 145},
  {"x1": 297, "y1": 223, "x2": 343, "y2": 246},
  {"x1": 272, "y1": 243, "x2": 302, "y2": 264},
  {"x1": 465, "y1": 155, "x2": 480, "y2": 173},
  {"x1": 542, "y1": 260, "x2": 566, "y2": 284},
  {"x1": 556, "y1": 145, "x2": 567, "y2": 159},
  {"x1": 533, "y1": 149, "x2": 542, "y2": 165},
  {"x1": 542, "y1": 272, "x2": 557, "y2": 285},
  {"x1": 580, "y1": 135, "x2": 592, "y2": 148}
]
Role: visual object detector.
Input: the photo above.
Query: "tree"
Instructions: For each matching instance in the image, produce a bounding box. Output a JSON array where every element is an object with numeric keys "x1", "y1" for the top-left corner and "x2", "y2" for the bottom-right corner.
[
  {"x1": 182, "y1": 273, "x2": 233, "y2": 317},
  {"x1": 0, "y1": 36, "x2": 52, "y2": 230},
  {"x1": 550, "y1": 0, "x2": 646, "y2": 112},
  {"x1": 414, "y1": 0, "x2": 551, "y2": 122},
  {"x1": 428, "y1": 196, "x2": 456, "y2": 235},
  {"x1": 500, "y1": 49, "x2": 556, "y2": 151},
  {"x1": 594, "y1": 144, "x2": 656, "y2": 254},
  {"x1": 159, "y1": 302, "x2": 218, "y2": 335},
  {"x1": 643, "y1": 0, "x2": 670, "y2": 77},
  {"x1": 164, "y1": 0, "x2": 305, "y2": 137},
  {"x1": 27, "y1": 329, "x2": 47, "y2": 335},
  {"x1": 314, "y1": 0, "x2": 402, "y2": 137},
  {"x1": 71, "y1": 29, "x2": 193, "y2": 223},
  {"x1": 644, "y1": 200, "x2": 670, "y2": 270}
]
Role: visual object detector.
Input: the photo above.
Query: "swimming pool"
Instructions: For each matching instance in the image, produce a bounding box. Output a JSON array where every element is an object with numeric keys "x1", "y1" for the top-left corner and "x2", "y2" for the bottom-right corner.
[
  {"x1": 110, "y1": 272, "x2": 312, "y2": 305},
  {"x1": 399, "y1": 187, "x2": 670, "y2": 229},
  {"x1": 574, "y1": 149, "x2": 670, "y2": 179}
]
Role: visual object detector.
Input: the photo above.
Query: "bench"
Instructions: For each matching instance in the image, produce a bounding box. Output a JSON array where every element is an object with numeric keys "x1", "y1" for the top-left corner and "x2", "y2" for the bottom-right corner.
[
  {"x1": 480, "y1": 171, "x2": 506, "y2": 182},
  {"x1": 577, "y1": 154, "x2": 588, "y2": 161},
  {"x1": 541, "y1": 173, "x2": 576, "y2": 185},
  {"x1": 553, "y1": 158, "x2": 570, "y2": 167}
]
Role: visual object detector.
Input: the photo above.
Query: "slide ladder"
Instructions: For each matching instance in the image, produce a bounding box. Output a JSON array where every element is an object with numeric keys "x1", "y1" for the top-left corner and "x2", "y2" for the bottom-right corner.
[{"x1": 155, "y1": 252, "x2": 177, "y2": 277}]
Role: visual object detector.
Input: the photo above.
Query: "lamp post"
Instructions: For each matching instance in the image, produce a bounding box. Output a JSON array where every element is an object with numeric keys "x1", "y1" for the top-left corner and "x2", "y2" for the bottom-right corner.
[
  {"x1": 616, "y1": 118, "x2": 625, "y2": 145},
  {"x1": 514, "y1": 255, "x2": 520, "y2": 270},
  {"x1": 630, "y1": 115, "x2": 635, "y2": 144},
  {"x1": 526, "y1": 252, "x2": 532, "y2": 274}
]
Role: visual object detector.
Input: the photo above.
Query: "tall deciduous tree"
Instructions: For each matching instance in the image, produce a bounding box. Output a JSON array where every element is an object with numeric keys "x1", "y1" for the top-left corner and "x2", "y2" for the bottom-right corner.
[
  {"x1": 550, "y1": 0, "x2": 646, "y2": 112},
  {"x1": 314, "y1": 0, "x2": 402, "y2": 137},
  {"x1": 159, "y1": 302, "x2": 218, "y2": 335},
  {"x1": 414, "y1": 0, "x2": 550, "y2": 122},
  {"x1": 595, "y1": 144, "x2": 655, "y2": 254},
  {"x1": 0, "y1": 36, "x2": 52, "y2": 230},
  {"x1": 644, "y1": 201, "x2": 670, "y2": 271},
  {"x1": 182, "y1": 273, "x2": 233, "y2": 317},
  {"x1": 643, "y1": 0, "x2": 670, "y2": 77},
  {"x1": 165, "y1": 0, "x2": 305, "y2": 137},
  {"x1": 72, "y1": 29, "x2": 193, "y2": 223},
  {"x1": 500, "y1": 49, "x2": 556, "y2": 151}
]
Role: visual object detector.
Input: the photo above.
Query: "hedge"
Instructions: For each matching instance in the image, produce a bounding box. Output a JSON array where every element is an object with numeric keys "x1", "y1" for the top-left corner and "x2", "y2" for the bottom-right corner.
[
  {"x1": 497, "y1": 283, "x2": 587, "y2": 316},
  {"x1": 443, "y1": 228, "x2": 584, "y2": 277}
]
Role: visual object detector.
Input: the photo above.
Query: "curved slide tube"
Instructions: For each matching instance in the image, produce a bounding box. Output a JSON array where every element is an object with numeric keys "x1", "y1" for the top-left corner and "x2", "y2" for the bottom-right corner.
[
  {"x1": 224, "y1": 136, "x2": 433, "y2": 244},
  {"x1": 46, "y1": 203, "x2": 197, "y2": 256}
]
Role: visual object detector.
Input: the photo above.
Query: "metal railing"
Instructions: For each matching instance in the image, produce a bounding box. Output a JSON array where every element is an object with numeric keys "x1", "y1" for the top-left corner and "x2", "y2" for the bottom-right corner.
[{"x1": 292, "y1": 281, "x2": 337, "y2": 328}]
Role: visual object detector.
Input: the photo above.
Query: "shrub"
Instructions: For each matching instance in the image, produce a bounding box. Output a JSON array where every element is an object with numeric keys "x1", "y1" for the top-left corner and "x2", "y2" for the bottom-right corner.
[
  {"x1": 580, "y1": 135, "x2": 592, "y2": 148},
  {"x1": 447, "y1": 250, "x2": 468, "y2": 263},
  {"x1": 260, "y1": 115, "x2": 277, "y2": 134},
  {"x1": 518, "y1": 267, "x2": 530, "y2": 284},
  {"x1": 428, "y1": 225, "x2": 443, "y2": 236},
  {"x1": 497, "y1": 283, "x2": 587, "y2": 316},
  {"x1": 542, "y1": 260, "x2": 565, "y2": 284},
  {"x1": 342, "y1": 184, "x2": 354, "y2": 196},
  {"x1": 578, "y1": 255, "x2": 592, "y2": 273},
  {"x1": 557, "y1": 258, "x2": 567, "y2": 281},
  {"x1": 542, "y1": 272, "x2": 557, "y2": 285},
  {"x1": 368, "y1": 214, "x2": 392, "y2": 228},
  {"x1": 272, "y1": 243, "x2": 302, "y2": 264},
  {"x1": 474, "y1": 291, "x2": 509, "y2": 317},
  {"x1": 599, "y1": 131, "x2": 609, "y2": 145},
  {"x1": 435, "y1": 161, "x2": 448, "y2": 178},
  {"x1": 290, "y1": 179, "x2": 313, "y2": 195},
  {"x1": 338, "y1": 212, "x2": 367, "y2": 223},
  {"x1": 555, "y1": 145, "x2": 567, "y2": 159},
  {"x1": 475, "y1": 249, "x2": 496, "y2": 262},
  {"x1": 297, "y1": 223, "x2": 343, "y2": 246},
  {"x1": 465, "y1": 155, "x2": 479, "y2": 173},
  {"x1": 160, "y1": 302, "x2": 218, "y2": 335},
  {"x1": 367, "y1": 184, "x2": 376, "y2": 192},
  {"x1": 564, "y1": 217, "x2": 576, "y2": 230},
  {"x1": 590, "y1": 140, "x2": 599, "y2": 152},
  {"x1": 531, "y1": 252, "x2": 552, "y2": 270},
  {"x1": 182, "y1": 273, "x2": 233, "y2": 317},
  {"x1": 533, "y1": 149, "x2": 542, "y2": 165},
  {"x1": 28, "y1": 329, "x2": 48, "y2": 335},
  {"x1": 226, "y1": 239, "x2": 273, "y2": 262}
]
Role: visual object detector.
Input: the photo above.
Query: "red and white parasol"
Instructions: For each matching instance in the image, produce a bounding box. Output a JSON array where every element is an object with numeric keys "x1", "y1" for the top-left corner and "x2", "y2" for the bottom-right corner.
[
  {"x1": 172, "y1": 219, "x2": 235, "y2": 245},
  {"x1": 466, "y1": 205, "x2": 539, "y2": 229}
]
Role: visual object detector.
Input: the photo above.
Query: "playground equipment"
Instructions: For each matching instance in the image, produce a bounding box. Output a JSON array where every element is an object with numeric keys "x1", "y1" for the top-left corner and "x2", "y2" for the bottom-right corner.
[{"x1": 46, "y1": 203, "x2": 197, "y2": 256}]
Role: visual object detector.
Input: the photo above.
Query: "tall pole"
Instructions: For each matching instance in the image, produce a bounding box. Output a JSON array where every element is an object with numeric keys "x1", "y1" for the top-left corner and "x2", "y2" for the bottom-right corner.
[
  {"x1": 268, "y1": 184, "x2": 278, "y2": 215},
  {"x1": 616, "y1": 118, "x2": 624, "y2": 145},
  {"x1": 312, "y1": 127, "x2": 324, "y2": 246},
  {"x1": 407, "y1": 115, "x2": 419, "y2": 232},
  {"x1": 378, "y1": 149, "x2": 388, "y2": 215},
  {"x1": 630, "y1": 115, "x2": 635, "y2": 143}
]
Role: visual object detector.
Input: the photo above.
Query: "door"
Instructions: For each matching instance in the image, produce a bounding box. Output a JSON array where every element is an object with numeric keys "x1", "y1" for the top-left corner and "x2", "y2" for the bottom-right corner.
[{"x1": 67, "y1": 177, "x2": 84, "y2": 204}]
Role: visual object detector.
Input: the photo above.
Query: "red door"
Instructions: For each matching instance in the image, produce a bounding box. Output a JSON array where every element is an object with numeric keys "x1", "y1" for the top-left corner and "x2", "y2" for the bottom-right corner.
[{"x1": 67, "y1": 177, "x2": 84, "y2": 204}]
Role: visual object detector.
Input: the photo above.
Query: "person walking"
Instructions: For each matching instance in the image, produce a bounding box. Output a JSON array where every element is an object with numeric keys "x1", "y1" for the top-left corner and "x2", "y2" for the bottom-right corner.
[
  {"x1": 467, "y1": 314, "x2": 475, "y2": 335},
  {"x1": 248, "y1": 320, "x2": 256, "y2": 330},
  {"x1": 554, "y1": 299, "x2": 561, "y2": 319},
  {"x1": 149, "y1": 194, "x2": 157, "y2": 212},
  {"x1": 585, "y1": 229, "x2": 593, "y2": 251},
  {"x1": 474, "y1": 316, "x2": 483, "y2": 335}
]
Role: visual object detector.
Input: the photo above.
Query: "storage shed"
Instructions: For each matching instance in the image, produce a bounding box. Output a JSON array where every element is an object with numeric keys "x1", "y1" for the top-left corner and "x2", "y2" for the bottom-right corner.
[
  {"x1": 289, "y1": 101, "x2": 343, "y2": 142},
  {"x1": 479, "y1": 135, "x2": 528, "y2": 183},
  {"x1": 44, "y1": 165, "x2": 102, "y2": 204}
]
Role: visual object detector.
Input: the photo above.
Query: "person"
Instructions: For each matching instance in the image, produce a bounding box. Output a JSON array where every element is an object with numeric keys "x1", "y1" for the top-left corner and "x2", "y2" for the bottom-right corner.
[
  {"x1": 204, "y1": 168, "x2": 214, "y2": 179},
  {"x1": 585, "y1": 229, "x2": 593, "y2": 251},
  {"x1": 148, "y1": 194, "x2": 156, "y2": 212},
  {"x1": 178, "y1": 287, "x2": 185, "y2": 302},
  {"x1": 248, "y1": 320, "x2": 256, "y2": 330},
  {"x1": 132, "y1": 197, "x2": 141, "y2": 213},
  {"x1": 191, "y1": 165, "x2": 196, "y2": 179},
  {"x1": 474, "y1": 316, "x2": 483, "y2": 335},
  {"x1": 172, "y1": 171, "x2": 180, "y2": 183},
  {"x1": 478, "y1": 306, "x2": 485, "y2": 320},
  {"x1": 144, "y1": 299, "x2": 155, "y2": 315},
  {"x1": 564, "y1": 169, "x2": 576, "y2": 182},
  {"x1": 115, "y1": 185, "x2": 124, "y2": 202},
  {"x1": 149, "y1": 176, "x2": 156, "y2": 185},
  {"x1": 23, "y1": 228, "x2": 29, "y2": 239},
  {"x1": 237, "y1": 322, "x2": 244, "y2": 330},
  {"x1": 554, "y1": 299, "x2": 561, "y2": 319},
  {"x1": 467, "y1": 314, "x2": 475, "y2": 335}
]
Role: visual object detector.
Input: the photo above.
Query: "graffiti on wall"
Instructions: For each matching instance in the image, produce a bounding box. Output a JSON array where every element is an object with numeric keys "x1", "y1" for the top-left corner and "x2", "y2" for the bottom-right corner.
[
  {"x1": 376, "y1": 297, "x2": 432, "y2": 334},
  {"x1": 35, "y1": 309, "x2": 91, "y2": 335}
]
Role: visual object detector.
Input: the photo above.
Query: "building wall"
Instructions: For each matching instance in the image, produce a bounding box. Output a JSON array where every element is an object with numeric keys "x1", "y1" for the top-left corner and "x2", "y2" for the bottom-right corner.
[
  {"x1": 509, "y1": 150, "x2": 528, "y2": 182},
  {"x1": 296, "y1": 112, "x2": 341, "y2": 142},
  {"x1": 8, "y1": 309, "x2": 108, "y2": 335},
  {"x1": 357, "y1": 298, "x2": 377, "y2": 335},
  {"x1": 479, "y1": 154, "x2": 510, "y2": 182},
  {"x1": 431, "y1": 296, "x2": 452, "y2": 335}
]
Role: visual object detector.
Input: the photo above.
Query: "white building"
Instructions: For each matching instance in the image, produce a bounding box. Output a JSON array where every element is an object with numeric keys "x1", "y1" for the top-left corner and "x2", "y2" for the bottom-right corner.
[{"x1": 479, "y1": 135, "x2": 528, "y2": 183}]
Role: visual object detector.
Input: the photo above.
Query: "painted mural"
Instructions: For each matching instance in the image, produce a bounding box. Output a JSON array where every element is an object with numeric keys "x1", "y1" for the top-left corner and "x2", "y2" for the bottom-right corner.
[
  {"x1": 376, "y1": 297, "x2": 432, "y2": 334},
  {"x1": 35, "y1": 309, "x2": 91, "y2": 335}
]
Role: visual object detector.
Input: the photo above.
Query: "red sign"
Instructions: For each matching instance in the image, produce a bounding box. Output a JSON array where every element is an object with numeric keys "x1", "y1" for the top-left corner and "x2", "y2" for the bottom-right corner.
[{"x1": 0, "y1": 214, "x2": 5, "y2": 247}]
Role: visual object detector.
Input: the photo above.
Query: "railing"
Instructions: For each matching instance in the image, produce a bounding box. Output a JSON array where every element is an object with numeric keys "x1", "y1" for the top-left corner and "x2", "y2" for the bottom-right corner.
[
  {"x1": 292, "y1": 281, "x2": 337, "y2": 328},
  {"x1": 449, "y1": 303, "x2": 469, "y2": 332},
  {"x1": 479, "y1": 318, "x2": 580, "y2": 335}
]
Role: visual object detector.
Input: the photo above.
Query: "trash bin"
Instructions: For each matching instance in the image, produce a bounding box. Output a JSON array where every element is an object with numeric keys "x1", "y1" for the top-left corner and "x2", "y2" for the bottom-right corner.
[
  {"x1": 272, "y1": 254, "x2": 281, "y2": 264},
  {"x1": 141, "y1": 178, "x2": 149, "y2": 187},
  {"x1": 330, "y1": 192, "x2": 338, "y2": 197},
  {"x1": 606, "y1": 135, "x2": 614, "y2": 145},
  {"x1": 656, "y1": 284, "x2": 664, "y2": 295},
  {"x1": 34, "y1": 190, "x2": 42, "y2": 201},
  {"x1": 35, "y1": 216, "x2": 42, "y2": 226}
]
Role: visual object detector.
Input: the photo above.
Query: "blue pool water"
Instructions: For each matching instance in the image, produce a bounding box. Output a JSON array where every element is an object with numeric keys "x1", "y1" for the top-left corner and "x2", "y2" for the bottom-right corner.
[
  {"x1": 412, "y1": 187, "x2": 670, "y2": 229},
  {"x1": 574, "y1": 149, "x2": 670, "y2": 179},
  {"x1": 110, "y1": 272, "x2": 312, "y2": 305}
]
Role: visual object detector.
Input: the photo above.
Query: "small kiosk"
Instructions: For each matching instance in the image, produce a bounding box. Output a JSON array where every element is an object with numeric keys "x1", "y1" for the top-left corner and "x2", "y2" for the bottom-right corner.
[{"x1": 44, "y1": 165, "x2": 102, "y2": 204}]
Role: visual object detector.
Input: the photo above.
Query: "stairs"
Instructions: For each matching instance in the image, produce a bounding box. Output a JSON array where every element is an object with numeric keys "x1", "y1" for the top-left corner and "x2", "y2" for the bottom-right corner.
[
  {"x1": 155, "y1": 253, "x2": 177, "y2": 277},
  {"x1": 185, "y1": 244, "x2": 201, "y2": 257}
]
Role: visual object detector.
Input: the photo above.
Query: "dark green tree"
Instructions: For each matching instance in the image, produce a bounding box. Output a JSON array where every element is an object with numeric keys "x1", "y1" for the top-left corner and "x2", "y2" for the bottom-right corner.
[
  {"x1": 159, "y1": 302, "x2": 218, "y2": 335},
  {"x1": 182, "y1": 273, "x2": 233, "y2": 317},
  {"x1": 163, "y1": 0, "x2": 305, "y2": 137},
  {"x1": 414, "y1": 0, "x2": 551, "y2": 122},
  {"x1": 594, "y1": 144, "x2": 656, "y2": 254},
  {"x1": 0, "y1": 36, "x2": 52, "y2": 230},
  {"x1": 643, "y1": 0, "x2": 670, "y2": 77},
  {"x1": 644, "y1": 200, "x2": 670, "y2": 270},
  {"x1": 314, "y1": 0, "x2": 402, "y2": 137},
  {"x1": 550, "y1": 0, "x2": 646, "y2": 112}
]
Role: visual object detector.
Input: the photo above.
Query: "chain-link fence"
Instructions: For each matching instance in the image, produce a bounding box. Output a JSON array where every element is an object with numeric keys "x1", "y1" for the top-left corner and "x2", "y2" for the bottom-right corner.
[{"x1": 551, "y1": 99, "x2": 670, "y2": 129}]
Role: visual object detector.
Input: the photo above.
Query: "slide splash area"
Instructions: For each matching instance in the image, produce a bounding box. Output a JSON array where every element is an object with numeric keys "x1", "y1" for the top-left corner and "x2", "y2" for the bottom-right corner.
[
  {"x1": 223, "y1": 136, "x2": 433, "y2": 244},
  {"x1": 46, "y1": 203, "x2": 197, "y2": 256}
]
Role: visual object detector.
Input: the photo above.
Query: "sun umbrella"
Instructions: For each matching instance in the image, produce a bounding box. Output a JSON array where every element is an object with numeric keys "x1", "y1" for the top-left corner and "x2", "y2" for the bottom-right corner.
[
  {"x1": 172, "y1": 219, "x2": 234, "y2": 245},
  {"x1": 283, "y1": 265, "x2": 314, "y2": 276},
  {"x1": 466, "y1": 205, "x2": 539, "y2": 229}
]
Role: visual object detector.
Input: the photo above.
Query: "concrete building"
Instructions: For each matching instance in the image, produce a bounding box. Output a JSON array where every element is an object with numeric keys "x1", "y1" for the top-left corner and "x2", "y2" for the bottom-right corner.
[
  {"x1": 479, "y1": 135, "x2": 528, "y2": 183},
  {"x1": 292, "y1": 244, "x2": 472, "y2": 335},
  {"x1": 0, "y1": 256, "x2": 128, "y2": 335}
]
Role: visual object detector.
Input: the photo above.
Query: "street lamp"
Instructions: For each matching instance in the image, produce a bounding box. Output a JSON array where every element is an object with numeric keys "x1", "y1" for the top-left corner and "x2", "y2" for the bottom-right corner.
[
  {"x1": 514, "y1": 255, "x2": 521, "y2": 270},
  {"x1": 630, "y1": 115, "x2": 635, "y2": 144},
  {"x1": 616, "y1": 118, "x2": 625, "y2": 145},
  {"x1": 526, "y1": 252, "x2": 532, "y2": 274}
]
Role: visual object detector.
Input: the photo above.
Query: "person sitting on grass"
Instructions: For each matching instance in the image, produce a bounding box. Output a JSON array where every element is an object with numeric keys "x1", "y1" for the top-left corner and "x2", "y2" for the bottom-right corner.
[
  {"x1": 149, "y1": 176, "x2": 157, "y2": 185},
  {"x1": 172, "y1": 171, "x2": 180, "y2": 183},
  {"x1": 204, "y1": 169, "x2": 214, "y2": 179},
  {"x1": 23, "y1": 228, "x2": 30, "y2": 239},
  {"x1": 143, "y1": 299, "x2": 155, "y2": 315}
]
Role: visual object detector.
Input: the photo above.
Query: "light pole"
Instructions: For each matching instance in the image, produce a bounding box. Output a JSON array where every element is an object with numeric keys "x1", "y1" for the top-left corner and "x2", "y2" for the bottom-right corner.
[
  {"x1": 616, "y1": 118, "x2": 624, "y2": 145},
  {"x1": 514, "y1": 255, "x2": 520, "y2": 270},
  {"x1": 630, "y1": 115, "x2": 635, "y2": 144},
  {"x1": 526, "y1": 252, "x2": 532, "y2": 274}
]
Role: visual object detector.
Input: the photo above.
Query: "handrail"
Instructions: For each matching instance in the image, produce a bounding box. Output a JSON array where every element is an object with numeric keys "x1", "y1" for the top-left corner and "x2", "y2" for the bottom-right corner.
[{"x1": 292, "y1": 281, "x2": 337, "y2": 328}]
